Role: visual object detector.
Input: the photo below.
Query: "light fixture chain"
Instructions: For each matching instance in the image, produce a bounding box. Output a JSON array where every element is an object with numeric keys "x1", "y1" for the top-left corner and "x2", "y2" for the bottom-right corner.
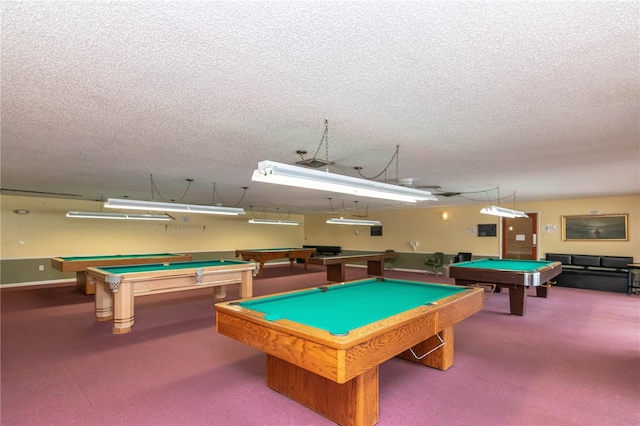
[
  {"x1": 310, "y1": 119, "x2": 330, "y2": 166},
  {"x1": 149, "y1": 174, "x2": 192, "y2": 202},
  {"x1": 355, "y1": 144, "x2": 400, "y2": 181}
]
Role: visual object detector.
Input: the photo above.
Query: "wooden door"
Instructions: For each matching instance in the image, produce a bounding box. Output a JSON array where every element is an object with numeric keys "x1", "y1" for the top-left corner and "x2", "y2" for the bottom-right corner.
[{"x1": 501, "y1": 213, "x2": 538, "y2": 260}]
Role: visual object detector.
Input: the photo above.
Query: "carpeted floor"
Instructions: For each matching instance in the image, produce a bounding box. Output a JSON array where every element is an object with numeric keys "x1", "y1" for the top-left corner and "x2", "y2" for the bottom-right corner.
[{"x1": 2, "y1": 265, "x2": 639, "y2": 425}]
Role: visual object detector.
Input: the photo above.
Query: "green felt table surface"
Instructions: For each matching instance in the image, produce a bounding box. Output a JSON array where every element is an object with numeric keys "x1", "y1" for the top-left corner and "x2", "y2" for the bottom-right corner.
[
  {"x1": 238, "y1": 278, "x2": 466, "y2": 335},
  {"x1": 452, "y1": 258, "x2": 555, "y2": 271},
  {"x1": 57, "y1": 253, "x2": 185, "y2": 261},
  {"x1": 94, "y1": 259, "x2": 251, "y2": 275}
]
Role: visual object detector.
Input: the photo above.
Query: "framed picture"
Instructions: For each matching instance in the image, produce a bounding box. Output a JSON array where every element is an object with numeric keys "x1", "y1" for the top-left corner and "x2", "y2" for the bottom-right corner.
[
  {"x1": 477, "y1": 224, "x2": 497, "y2": 237},
  {"x1": 562, "y1": 215, "x2": 628, "y2": 241}
]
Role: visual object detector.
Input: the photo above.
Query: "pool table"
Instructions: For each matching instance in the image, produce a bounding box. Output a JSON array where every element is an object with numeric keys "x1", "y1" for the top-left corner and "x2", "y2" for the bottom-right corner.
[
  {"x1": 89, "y1": 259, "x2": 257, "y2": 334},
  {"x1": 449, "y1": 258, "x2": 562, "y2": 316},
  {"x1": 215, "y1": 277, "x2": 483, "y2": 426},
  {"x1": 308, "y1": 252, "x2": 396, "y2": 282},
  {"x1": 51, "y1": 253, "x2": 192, "y2": 295},
  {"x1": 235, "y1": 248, "x2": 316, "y2": 275}
]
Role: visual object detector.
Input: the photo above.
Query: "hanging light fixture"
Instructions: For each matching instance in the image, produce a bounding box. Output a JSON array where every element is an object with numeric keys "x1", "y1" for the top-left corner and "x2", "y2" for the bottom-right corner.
[
  {"x1": 479, "y1": 189, "x2": 528, "y2": 218},
  {"x1": 66, "y1": 211, "x2": 172, "y2": 221},
  {"x1": 252, "y1": 160, "x2": 437, "y2": 203},
  {"x1": 104, "y1": 198, "x2": 245, "y2": 215},
  {"x1": 248, "y1": 219, "x2": 300, "y2": 226},
  {"x1": 326, "y1": 218, "x2": 382, "y2": 226},
  {"x1": 480, "y1": 206, "x2": 529, "y2": 218}
]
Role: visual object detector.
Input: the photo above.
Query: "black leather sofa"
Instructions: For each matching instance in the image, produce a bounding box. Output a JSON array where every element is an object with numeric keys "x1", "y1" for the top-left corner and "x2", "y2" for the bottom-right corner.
[
  {"x1": 545, "y1": 253, "x2": 632, "y2": 293},
  {"x1": 303, "y1": 245, "x2": 342, "y2": 256},
  {"x1": 297, "y1": 245, "x2": 342, "y2": 263}
]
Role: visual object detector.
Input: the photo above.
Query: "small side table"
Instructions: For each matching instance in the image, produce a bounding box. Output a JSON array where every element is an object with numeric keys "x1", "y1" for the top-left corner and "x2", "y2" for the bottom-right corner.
[{"x1": 628, "y1": 264, "x2": 640, "y2": 295}]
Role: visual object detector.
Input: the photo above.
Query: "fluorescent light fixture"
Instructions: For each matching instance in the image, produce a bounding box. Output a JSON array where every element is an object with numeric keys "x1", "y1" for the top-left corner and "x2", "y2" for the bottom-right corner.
[
  {"x1": 66, "y1": 211, "x2": 172, "y2": 221},
  {"x1": 326, "y1": 218, "x2": 382, "y2": 226},
  {"x1": 248, "y1": 219, "x2": 300, "y2": 226},
  {"x1": 252, "y1": 160, "x2": 438, "y2": 203},
  {"x1": 104, "y1": 198, "x2": 245, "y2": 215},
  {"x1": 480, "y1": 206, "x2": 529, "y2": 218}
]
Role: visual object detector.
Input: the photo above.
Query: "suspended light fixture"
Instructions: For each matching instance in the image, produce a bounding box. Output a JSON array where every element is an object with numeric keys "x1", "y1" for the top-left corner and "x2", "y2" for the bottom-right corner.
[
  {"x1": 480, "y1": 206, "x2": 529, "y2": 218},
  {"x1": 66, "y1": 211, "x2": 172, "y2": 221},
  {"x1": 248, "y1": 219, "x2": 300, "y2": 226},
  {"x1": 326, "y1": 218, "x2": 382, "y2": 226},
  {"x1": 252, "y1": 161, "x2": 437, "y2": 203},
  {"x1": 104, "y1": 198, "x2": 245, "y2": 215},
  {"x1": 479, "y1": 187, "x2": 528, "y2": 218}
]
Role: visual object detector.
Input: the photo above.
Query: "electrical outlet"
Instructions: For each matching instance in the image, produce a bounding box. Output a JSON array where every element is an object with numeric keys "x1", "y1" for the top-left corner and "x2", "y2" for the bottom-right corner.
[{"x1": 38, "y1": 265, "x2": 44, "y2": 271}]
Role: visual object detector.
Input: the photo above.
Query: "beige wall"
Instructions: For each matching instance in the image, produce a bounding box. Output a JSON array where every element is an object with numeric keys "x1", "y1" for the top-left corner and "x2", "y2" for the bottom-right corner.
[
  {"x1": 2, "y1": 194, "x2": 638, "y2": 282},
  {"x1": 303, "y1": 195, "x2": 640, "y2": 261},
  {"x1": 1, "y1": 195, "x2": 305, "y2": 258}
]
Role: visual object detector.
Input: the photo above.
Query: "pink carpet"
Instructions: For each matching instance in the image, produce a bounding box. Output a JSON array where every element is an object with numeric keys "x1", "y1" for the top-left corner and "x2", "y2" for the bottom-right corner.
[{"x1": 2, "y1": 265, "x2": 639, "y2": 425}]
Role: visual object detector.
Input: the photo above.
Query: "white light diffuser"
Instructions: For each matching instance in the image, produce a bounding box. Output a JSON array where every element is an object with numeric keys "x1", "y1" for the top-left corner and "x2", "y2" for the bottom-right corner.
[
  {"x1": 251, "y1": 160, "x2": 438, "y2": 203},
  {"x1": 248, "y1": 219, "x2": 300, "y2": 226},
  {"x1": 326, "y1": 218, "x2": 382, "y2": 226},
  {"x1": 480, "y1": 206, "x2": 529, "y2": 218},
  {"x1": 66, "y1": 211, "x2": 172, "y2": 221},
  {"x1": 104, "y1": 198, "x2": 245, "y2": 215}
]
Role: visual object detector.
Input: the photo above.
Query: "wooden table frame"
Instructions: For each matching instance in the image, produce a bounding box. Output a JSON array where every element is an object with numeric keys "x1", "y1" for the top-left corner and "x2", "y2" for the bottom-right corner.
[
  {"x1": 308, "y1": 252, "x2": 396, "y2": 282},
  {"x1": 215, "y1": 281, "x2": 483, "y2": 425},
  {"x1": 235, "y1": 248, "x2": 316, "y2": 275},
  {"x1": 90, "y1": 261, "x2": 257, "y2": 334},
  {"x1": 51, "y1": 253, "x2": 192, "y2": 295},
  {"x1": 449, "y1": 260, "x2": 561, "y2": 316}
]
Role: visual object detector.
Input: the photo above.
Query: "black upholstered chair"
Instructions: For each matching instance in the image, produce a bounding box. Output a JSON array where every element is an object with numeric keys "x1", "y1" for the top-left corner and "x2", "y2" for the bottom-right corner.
[
  {"x1": 424, "y1": 252, "x2": 444, "y2": 275},
  {"x1": 453, "y1": 252, "x2": 472, "y2": 263}
]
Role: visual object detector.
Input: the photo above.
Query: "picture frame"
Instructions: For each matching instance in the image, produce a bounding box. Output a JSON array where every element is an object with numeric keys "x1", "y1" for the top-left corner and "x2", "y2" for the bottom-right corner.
[
  {"x1": 477, "y1": 224, "x2": 497, "y2": 237},
  {"x1": 561, "y1": 214, "x2": 628, "y2": 241}
]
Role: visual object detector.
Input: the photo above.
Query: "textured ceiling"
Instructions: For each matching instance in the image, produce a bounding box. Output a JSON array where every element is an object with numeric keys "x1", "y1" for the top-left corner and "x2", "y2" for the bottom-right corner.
[{"x1": 1, "y1": 2, "x2": 639, "y2": 215}]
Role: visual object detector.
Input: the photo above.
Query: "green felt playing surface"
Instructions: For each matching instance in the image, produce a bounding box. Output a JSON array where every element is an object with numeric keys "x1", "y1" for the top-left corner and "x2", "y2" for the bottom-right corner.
[
  {"x1": 95, "y1": 259, "x2": 250, "y2": 274},
  {"x1": 238, "y1": 278, "x2": 466, "y2": 335},
  {"x1": 453, "y1": 258, "x2": 554, "y2": 271}
]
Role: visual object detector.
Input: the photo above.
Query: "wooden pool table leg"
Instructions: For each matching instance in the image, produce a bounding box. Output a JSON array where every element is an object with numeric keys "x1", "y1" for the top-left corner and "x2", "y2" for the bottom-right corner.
[
  {"x1": 112, "y1": 284, "x2": 134, "y2": 334},
  {"x1": 508, "y1": 285, "x2": 526, "y2": 316},
  {"x1": 77, "y1": 271, "x2": 95, "y2": 295},
  {"x1": 326, "y1": 263, "x2": 345, "y2": 282},
  {"x1": 94, "y1": 280, "x2": 113, "y2": 322},
  {"x1": 266, "y1": 355, "x2": 379, "y2": 426},
  {"x1": 536, "y1": 285, "x2": 549, "y2": 298},
  {"x1": 367, "y1": 260, "x2": 384, "y2": 277},
  {"x1": 238, "y1": 270, "x2": 253, "y2": 298},
  {"x1": 396, "y1": 326, "x2": 455, "y2": 371}
]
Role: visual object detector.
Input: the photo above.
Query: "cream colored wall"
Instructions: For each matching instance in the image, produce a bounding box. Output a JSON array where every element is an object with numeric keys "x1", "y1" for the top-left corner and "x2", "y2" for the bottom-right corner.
[
  {"x1": 1, "y1": 195, "x2": 305, "y2": 258},
  {"x1": 517, "y1": 196, "x2": 639, "y2": 258},
  {"x1": 303, "y1": 195, "x2": 640, "y2": 261},
  {"x1": 2, "y1": 194, "x2": 638, "y2": 261}
]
